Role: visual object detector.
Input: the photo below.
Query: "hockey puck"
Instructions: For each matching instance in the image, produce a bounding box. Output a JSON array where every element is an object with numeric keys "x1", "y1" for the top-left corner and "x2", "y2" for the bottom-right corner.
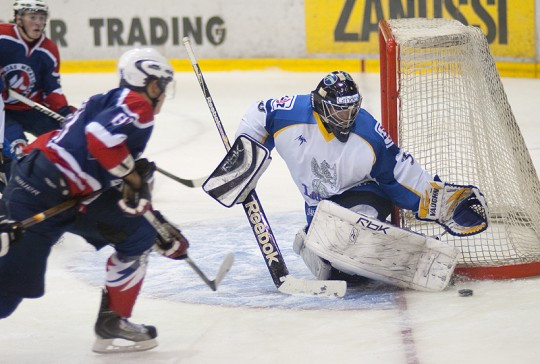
[{"x1": 458, "y1": 289, "x2": 473, "y2": 297}]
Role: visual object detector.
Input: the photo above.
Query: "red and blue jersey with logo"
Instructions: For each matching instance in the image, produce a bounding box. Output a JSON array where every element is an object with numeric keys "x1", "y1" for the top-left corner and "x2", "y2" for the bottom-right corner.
[
  {"x1": 0, "y1": 23, "x2": 69, "y2": 112},
  {"x1": 26, "y1": 88, "x2": 154, "y2": 197}
]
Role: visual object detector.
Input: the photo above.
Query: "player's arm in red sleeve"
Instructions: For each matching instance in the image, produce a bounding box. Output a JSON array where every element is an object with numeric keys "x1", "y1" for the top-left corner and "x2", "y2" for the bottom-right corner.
[{"x1": 85, "y1": 121, "x2": 134, "y2": 178}]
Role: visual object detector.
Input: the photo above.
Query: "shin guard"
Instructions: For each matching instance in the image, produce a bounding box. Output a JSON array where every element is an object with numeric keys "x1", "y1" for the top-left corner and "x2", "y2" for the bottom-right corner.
[{"x1": 105, "y1": 251, "x2": 149, "y2": 318}]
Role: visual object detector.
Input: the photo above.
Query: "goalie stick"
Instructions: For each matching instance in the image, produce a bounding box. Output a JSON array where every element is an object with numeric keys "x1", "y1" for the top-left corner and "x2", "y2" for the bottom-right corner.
[
  {"x1": 142, "y1": 210, "x2": 234, "y2": 291},
  {"x1": 7, "y1": 88, "x2": 206, "y2": 189},
  {"x1": 182, "y1": 36, "x2": 346, "y2": 297}
]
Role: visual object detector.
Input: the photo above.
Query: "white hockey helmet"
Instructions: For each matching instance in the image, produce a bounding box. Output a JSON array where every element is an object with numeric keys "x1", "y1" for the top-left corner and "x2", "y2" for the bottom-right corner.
[
  {"x1": 13, "y1": 0, "x2": 49, "y2": 16},
  {"x1": 118, "y1": 48, "x2": 174, "y2": 97}
]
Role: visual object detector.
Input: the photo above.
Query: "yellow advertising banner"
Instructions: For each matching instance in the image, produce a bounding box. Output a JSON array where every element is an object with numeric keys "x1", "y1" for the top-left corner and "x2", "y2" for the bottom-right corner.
[{"x1": 305, "y1": 0, "x2": 536, "y2": 58}]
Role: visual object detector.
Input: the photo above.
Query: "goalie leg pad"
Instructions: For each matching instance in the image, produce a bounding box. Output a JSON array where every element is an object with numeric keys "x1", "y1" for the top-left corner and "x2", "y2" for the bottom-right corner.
[
  {"x1": 305, "y1": 200, "x2": 460, "y2": 292},
  {"x1": 203, "y1": 134, "x2": 270, "y2": 207}
]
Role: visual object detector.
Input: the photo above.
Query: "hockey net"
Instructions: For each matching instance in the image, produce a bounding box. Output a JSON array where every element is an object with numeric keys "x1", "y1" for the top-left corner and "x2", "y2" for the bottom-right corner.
[{"x1": 379, "y1": 18, "x2": 540, "y2": 279}]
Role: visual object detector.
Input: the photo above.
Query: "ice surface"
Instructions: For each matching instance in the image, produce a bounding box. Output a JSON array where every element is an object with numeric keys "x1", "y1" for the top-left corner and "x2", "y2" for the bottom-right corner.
[{"x1": 1, "y1": 71, "x2": 540, "y2": 364}]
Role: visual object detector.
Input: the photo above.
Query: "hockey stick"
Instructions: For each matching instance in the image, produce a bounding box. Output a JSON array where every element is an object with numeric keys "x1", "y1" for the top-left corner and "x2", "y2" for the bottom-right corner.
[
  {"x1": 182, "y1": 37, "x2": 346, "y2": 297},
  {"x1": 7, "y1": 88, "x2": 205, "y2": 189},
  {"x1": 155, "y1": 166, "x2": 207, "y2": 188},
  {"x1": 10, "y1": 188, "x2": 106, "y2": 230},
  {"x1": 8, "y1": 88, "x2": 64, "y2": 123},
  {"x1": 143, "y1": 210, "x2": 234, "y2": 291},
  {"x1": 184, "y1": 255, "x2": 234, "y2": 291},
  {"x1": 19, "y1": 198, "x2": 79, "y2": 228},
  {"x1": 4, "y1": 190, "x2": 234, "y2": 291},
  {"x1": 0, "y1": 191, "x2": 105, "y2": 257}
]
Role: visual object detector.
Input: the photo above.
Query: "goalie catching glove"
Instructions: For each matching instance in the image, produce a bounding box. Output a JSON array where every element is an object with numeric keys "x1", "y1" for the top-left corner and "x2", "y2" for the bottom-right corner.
[
  {"x1": 417, "y1": 180, "x2": 488, "y2": 236},
  {"x1": 152, "y1": 211, "x2": 189, "y2": 260}
]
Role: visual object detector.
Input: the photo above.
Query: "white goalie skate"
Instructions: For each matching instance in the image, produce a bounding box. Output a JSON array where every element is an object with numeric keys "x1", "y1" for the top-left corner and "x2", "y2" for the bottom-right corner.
[{"x1": 293, "y1": 226, "x2": 332, "y2": 280}]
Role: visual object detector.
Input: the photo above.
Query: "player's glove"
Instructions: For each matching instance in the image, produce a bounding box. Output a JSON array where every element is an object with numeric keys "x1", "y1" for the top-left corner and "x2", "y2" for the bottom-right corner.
[
  {"x1": 0, "y1": 218, "x2": 23, "y2": 257},
  {"x1": 118, "y1": 158, "x2": 155, "y2": 216},
  {"x1": 152, "y1": 211, "x2": 189, "y2": 260},
  {"x1": 56, "y1": 105, "x2": 77, "y2": 123}
]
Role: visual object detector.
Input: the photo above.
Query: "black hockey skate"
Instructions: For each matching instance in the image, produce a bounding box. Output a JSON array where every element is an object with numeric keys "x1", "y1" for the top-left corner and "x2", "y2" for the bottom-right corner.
[{"x1": 92, "y1": 289, "x2": 158, "y2": 353}]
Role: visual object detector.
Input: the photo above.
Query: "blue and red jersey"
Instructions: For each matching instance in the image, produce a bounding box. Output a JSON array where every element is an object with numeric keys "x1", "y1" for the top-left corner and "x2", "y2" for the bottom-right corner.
[
  {"x1": 0, "y1": 22, "x2": 69, "y2": 112},
  {"x1": 26, "y1": 88, "x2": 154, "y2": 197}
]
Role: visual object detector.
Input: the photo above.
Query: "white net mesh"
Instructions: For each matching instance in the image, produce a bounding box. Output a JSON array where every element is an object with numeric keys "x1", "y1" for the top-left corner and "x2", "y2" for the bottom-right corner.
[{"x1": 386, "y1": 18, "x2": 540, "y2": 267}]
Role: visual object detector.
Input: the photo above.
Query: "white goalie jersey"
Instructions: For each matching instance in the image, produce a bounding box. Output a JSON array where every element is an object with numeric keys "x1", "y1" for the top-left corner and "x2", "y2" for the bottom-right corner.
[{"x1": 236, "y1": 94, "x2": 433, "y2": 217}]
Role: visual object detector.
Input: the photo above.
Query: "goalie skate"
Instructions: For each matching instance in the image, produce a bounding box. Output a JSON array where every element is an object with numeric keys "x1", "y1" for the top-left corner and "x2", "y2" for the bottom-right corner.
[
  {"x1": 286, "y1": 226, "x2": 347, "y2": 297},
  {"x1": 92, "y1": 290, "x2": 158, "y2": 353}
]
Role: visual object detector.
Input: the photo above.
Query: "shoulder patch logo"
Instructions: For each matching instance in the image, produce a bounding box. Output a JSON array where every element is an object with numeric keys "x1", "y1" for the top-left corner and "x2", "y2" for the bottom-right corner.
[
  {"x1": 375, "y1": 122, "x2": 394, "y2": 148},
  {"x1": 270, "y1": 95, "x2": 296, "y2": 112}
]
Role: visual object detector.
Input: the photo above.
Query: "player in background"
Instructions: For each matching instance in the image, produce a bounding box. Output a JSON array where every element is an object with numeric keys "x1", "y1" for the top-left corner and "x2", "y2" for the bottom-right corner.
[
  {"x1": 207, "y1": 71, "x2": 488, "y2": 287},
  {"x1": 0, "y1": 0, "x2": 75, "y2": 164},
  {"x1": 0, "y1": 48, "x2": 188, "y2": 353}
]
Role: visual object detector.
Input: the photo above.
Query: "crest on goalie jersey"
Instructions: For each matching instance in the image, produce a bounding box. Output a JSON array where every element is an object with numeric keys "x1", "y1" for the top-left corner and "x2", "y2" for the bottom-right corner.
[{"x1": 305, "y1": 158, "x2": 337, "y2": 201}]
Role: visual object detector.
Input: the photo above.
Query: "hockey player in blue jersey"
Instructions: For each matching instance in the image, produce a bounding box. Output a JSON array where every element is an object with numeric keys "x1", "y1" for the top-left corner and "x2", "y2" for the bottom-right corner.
[
  {"x1": 0, "y1": 0, "x2": 75, "y2": 162},
  {"x1": 0, "y1": 48, "x2": 189, "y2": 353},
  {"x1": 206, "y1": 71, "x2": 488, "y2": 291}
]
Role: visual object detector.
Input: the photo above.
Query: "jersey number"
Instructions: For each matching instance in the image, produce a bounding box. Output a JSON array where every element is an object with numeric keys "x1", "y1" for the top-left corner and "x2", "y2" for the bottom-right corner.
[{"x1": 111, "y1": 113, "x2": 131, "y2": 126}]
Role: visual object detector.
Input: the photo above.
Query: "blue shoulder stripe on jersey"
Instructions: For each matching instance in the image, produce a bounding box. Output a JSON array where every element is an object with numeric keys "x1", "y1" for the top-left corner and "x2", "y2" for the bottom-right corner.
[
  {"x1": 349, "y1": 109, "x2": 388, "y2": 150},
  {"x1": 265, "y1": 94, "x2": 316, "y2": 136}
]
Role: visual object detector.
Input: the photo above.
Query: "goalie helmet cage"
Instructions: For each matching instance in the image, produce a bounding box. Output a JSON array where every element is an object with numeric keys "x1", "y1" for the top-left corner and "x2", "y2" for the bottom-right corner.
[{"x1": 378, "y1": 18, "x2": 540, "y2": 280}]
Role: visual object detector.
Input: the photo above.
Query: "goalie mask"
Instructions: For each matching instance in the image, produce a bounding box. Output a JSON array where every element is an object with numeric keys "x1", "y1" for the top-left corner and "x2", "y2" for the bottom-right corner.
[
  {"x1": 311, "y1": 71, "x2": 362, "y2": 143},
  {"x1": 118, "y1": 48, "x2": 175, "y2": 106}
]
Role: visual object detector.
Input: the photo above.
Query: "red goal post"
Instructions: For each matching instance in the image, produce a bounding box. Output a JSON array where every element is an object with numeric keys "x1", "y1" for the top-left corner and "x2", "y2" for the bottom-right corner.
[{"x1": 378, "y1": 18, "x2": 540, "y2": 280}]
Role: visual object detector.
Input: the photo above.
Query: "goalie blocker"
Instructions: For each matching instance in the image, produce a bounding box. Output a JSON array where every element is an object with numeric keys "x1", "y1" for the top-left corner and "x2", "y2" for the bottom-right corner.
[
  {"x1": 203, "y1": 134, "x2": 271, "y2": 207},
  {"x1": 306, "y1": 200, "x2": 460, "y2": 292}
]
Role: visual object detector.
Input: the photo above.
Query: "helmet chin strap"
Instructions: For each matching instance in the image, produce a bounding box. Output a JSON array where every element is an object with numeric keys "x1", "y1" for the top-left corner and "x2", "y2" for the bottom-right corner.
[
  {"x1": 144, "y1": 86, "x2": 165, "y2": 108},
  {"x1": 16, "y1": 14, "x2": 45, "y2": 42},
  {"x1": 20, "y1": 26, "x2": 38, "y2": 41}
]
